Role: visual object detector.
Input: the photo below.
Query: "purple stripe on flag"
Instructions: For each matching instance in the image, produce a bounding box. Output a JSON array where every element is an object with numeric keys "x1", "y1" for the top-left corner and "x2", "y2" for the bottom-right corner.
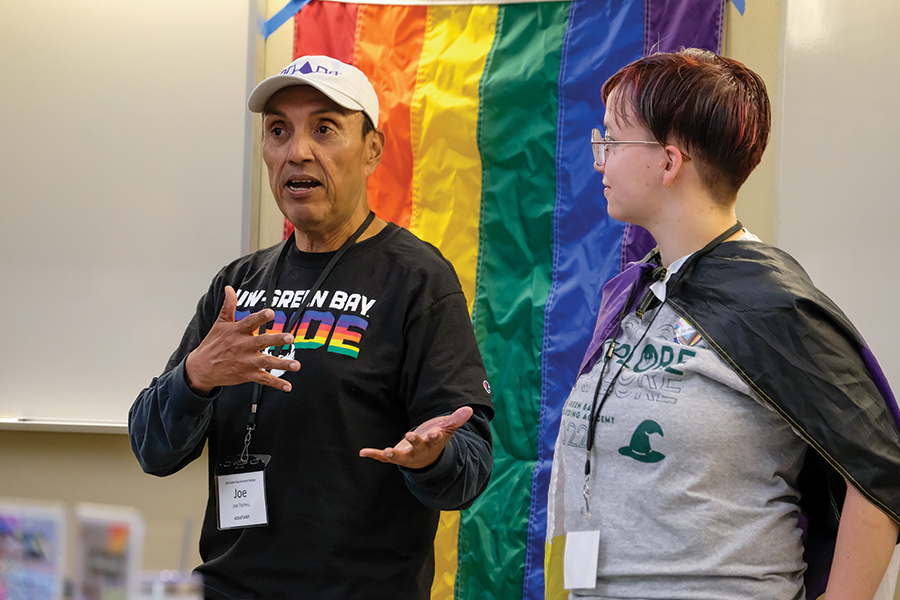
[{"x1": 644, "y1": 0, "x2": 726, "y2": 55}]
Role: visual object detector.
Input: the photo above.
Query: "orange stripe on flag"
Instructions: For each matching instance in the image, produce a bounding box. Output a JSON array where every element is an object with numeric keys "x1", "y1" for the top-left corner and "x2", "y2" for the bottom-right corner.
[{"x1": 355, "y1": 5, "x2": 427, "y2": 229}]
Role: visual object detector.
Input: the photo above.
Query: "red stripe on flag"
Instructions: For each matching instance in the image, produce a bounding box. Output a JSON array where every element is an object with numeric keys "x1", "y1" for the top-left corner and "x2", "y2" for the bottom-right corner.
[
  {"x1": 283, "y1": 2, "x2": 360, "y2": 238},
  {"x1": 293, "y1": 1, "x2": 358, "y2": 63}
]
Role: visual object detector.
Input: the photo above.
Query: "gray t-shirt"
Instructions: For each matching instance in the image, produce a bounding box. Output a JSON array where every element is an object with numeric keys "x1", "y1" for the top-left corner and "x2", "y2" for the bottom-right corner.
[{"x1": 553, "y1": 298, "x2": 808, "y2": 599}]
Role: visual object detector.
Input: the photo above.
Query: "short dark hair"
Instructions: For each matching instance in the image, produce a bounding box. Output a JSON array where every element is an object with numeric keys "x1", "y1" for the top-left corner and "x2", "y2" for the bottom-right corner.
[
  {"x1": 361, "y1": 112, "x2": 375, "y2": 140},
  {"x1": 601, "y1": 48, "x2": 770, "y2": 203}
]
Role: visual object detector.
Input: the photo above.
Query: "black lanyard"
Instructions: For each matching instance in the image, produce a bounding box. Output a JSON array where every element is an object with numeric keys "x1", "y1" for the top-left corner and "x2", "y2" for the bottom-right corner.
[
  {"x1": 258, "y1": 211, "x2": 376, "y2": 339},
  {"x1": 239, "y1": 211, "x2": 376, "y2": 462},
  {"x1": 582, "y1": 221, "x2": 743, "y2": 475}
]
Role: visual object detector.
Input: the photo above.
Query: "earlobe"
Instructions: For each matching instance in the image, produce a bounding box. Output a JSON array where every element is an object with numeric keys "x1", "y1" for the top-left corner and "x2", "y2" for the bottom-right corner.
[{"x1": 366, "y1": 130, "x2": 385, "y2": 176}]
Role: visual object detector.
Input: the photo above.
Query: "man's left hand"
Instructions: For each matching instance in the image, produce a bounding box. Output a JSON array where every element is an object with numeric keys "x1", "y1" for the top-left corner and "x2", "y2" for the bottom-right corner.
[{"x1": 359, "y1": 406, "x2": 474, "y2": 469}]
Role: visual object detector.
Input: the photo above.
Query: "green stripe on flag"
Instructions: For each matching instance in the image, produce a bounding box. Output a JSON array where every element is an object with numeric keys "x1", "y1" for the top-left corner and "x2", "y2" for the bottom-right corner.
[{"x1": 459, "y1": 3, "x2": 570, "y2": 599}]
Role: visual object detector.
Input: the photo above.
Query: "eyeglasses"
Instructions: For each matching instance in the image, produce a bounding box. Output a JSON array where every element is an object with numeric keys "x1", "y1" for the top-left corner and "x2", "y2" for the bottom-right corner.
[{"x1": 591, "y1": 128, "x2": 661, "y2": 166}]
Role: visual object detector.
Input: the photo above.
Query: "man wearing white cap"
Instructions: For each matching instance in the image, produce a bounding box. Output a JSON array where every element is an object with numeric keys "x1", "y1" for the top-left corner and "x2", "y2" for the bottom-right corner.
[{"x1": 129, "y1": 55, "x2": 494, "y2": 600}]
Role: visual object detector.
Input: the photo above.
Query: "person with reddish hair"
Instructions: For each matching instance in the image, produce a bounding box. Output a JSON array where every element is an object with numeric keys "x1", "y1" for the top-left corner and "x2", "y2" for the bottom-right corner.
[{"x1": 548, "y1": 49, "x2": 900, "y2": 599}]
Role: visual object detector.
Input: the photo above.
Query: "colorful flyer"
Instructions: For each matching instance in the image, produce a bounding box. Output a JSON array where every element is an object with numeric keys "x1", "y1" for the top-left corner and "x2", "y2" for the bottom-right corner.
[
  {"x1": 72, "y1": 503, "x2": 144, "y2": 600},
  {"x1": 0, "y1": 498, "x2": 66, "y2": 600}
]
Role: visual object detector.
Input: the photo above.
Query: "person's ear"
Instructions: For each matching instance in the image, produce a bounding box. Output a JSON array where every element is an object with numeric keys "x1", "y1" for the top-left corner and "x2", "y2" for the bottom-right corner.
[
  {"x1": 365, "y1": 129, "x2": 385, "y2": 177},
  {"x1": 660, "y1": 144, "x2": 686, "y2": 187}
]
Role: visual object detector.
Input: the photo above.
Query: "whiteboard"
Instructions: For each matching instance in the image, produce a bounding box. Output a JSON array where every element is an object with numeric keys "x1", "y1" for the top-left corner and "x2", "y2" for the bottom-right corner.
[
  {"x1": 0, "y1": 0, "x2": 257, "y2": 430},
  {"x1": 778, "y1": 0, "x2": 900, "y2": 391}
]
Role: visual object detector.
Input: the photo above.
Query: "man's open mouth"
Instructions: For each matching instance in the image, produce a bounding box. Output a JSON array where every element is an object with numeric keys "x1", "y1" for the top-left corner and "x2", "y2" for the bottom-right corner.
[{"x1": 287, "y1": 178, "x2": 321, "y2": 190}]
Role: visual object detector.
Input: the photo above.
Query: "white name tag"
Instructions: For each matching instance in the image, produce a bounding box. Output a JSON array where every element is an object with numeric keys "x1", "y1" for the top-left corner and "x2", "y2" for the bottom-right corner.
[
  {"x1": 564, "y1": 530, "x2": 600, "y2": 590},
  {"x1": 215, "y1": 455, "x2": 270, "y2": 530}
]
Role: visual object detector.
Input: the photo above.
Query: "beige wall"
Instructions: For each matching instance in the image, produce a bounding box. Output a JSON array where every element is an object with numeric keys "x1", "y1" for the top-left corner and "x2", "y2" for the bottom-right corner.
[
  {"x1": 251, "y1": 0, "x2": 296, "y2": 251},
  {"x1": 0, "y1": 432, "x2": 207, "y2": 576},
  {"x1": 723, "y1": 0, "x2": 781, "y2": 243},
  {"x1": 0, "y1": 0, "x2": 786, "y2": 588}
]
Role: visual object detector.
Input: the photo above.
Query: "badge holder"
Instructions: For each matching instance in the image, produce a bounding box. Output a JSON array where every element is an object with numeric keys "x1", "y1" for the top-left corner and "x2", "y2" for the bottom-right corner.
[
  {"x1": 215, "y1": 454, "x2": 271, "y2": 530},
  {"x1": 564, "y1": 530, "x2": 601, "y2": 589}
]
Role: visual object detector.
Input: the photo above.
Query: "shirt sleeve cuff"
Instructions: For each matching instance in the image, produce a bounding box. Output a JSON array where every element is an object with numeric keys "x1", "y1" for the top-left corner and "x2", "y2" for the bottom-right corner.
[
  {"x1": 399, "y1": 437, "x2": 458, "y2": 481},
  {"x1": 167, "y1": 358, "x2": 220, "y2": 417}
]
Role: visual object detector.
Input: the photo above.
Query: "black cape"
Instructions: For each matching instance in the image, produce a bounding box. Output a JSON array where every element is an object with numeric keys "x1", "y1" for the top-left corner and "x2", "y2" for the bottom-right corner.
[{"x1": 580, "y1": 240, "x2": 900, "y2": 598}]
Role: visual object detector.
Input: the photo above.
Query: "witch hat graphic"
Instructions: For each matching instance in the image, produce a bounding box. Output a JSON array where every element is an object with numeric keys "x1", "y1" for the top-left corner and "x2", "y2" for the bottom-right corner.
[{"x1": 618, "y1": 420, "x2": 665, "y2": 463}]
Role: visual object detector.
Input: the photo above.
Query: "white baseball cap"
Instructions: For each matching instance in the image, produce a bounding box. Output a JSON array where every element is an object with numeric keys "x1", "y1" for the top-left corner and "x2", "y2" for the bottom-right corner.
[{"x1": 247, "y1": 55, "x2": 380, "y2": 127}]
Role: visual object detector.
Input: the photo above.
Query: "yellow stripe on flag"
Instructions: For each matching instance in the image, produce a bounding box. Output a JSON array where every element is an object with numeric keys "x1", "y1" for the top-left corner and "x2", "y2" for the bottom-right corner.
[
  {"x1": 409, "y1": 5, "x2": 498, "y2": 313},
  {"x1": 432, "y1": 510, "x2": 461, "y2": 600},
  {"x1": 545, "y1": 537, "x2": 567, "y2": 600}
]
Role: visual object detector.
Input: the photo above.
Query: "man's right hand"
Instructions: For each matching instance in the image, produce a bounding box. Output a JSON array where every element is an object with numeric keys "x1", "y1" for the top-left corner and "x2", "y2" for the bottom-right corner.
[{"x1": 184, "y1": 285, "x2": 300, "y2": 396}]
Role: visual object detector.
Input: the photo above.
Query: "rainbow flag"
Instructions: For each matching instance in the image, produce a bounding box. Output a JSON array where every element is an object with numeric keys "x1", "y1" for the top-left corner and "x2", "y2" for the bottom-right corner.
[{"x1": 286, "y1": 1, "x2": 725, "y2": 598}]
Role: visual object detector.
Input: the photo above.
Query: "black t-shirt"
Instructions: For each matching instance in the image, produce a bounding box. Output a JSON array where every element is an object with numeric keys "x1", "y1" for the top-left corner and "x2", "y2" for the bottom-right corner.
[{"x1": 131, "y1": 224, "x2": 493, "y2": 599}]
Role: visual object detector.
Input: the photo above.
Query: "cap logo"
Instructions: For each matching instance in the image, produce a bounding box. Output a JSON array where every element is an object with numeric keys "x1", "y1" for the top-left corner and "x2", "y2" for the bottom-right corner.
[{"x1": 281, "y1": 61, "x2": 340, "y2": 77}]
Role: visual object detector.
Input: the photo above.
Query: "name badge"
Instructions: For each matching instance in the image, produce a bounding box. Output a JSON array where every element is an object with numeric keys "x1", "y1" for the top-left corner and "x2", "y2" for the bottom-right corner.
[
  {"x1": 564, "y1": 530, "x2": 601, "y2": 590},
  {"x1": 215, "y1": 454, "x2": 270, "y2": 530}
]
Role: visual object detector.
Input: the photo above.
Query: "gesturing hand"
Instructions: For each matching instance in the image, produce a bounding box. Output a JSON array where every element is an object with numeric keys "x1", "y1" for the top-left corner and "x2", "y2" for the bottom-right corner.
[
  {"x1": 359, "y1": 406, "x2": 474, "y2": 469},
  {"x1": 184, "y1": 285, "x2": 300, "y2": 395}
]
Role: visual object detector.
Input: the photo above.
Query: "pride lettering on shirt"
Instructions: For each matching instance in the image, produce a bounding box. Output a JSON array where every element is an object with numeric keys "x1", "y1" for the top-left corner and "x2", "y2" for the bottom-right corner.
[{"x1": 235, "y1": 287, "x2": 376, "y2": 360}]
